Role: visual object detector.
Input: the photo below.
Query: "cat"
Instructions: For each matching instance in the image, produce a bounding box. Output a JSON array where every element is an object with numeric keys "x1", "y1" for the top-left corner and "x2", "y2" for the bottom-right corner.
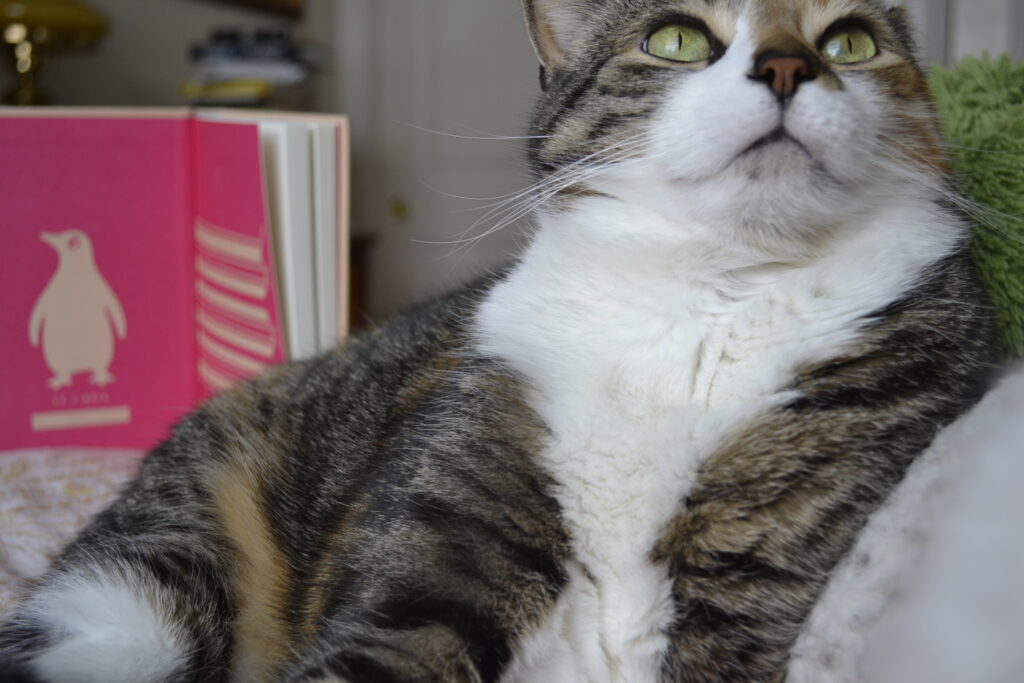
[{"x1": 0, "y1": 0, "x2": 998, "y2": 681}]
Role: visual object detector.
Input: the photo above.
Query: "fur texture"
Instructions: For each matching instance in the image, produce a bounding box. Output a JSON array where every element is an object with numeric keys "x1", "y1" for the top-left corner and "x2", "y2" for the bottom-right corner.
[{"x1": 0, "y1": 1, "x2": 999, "y2": 681}]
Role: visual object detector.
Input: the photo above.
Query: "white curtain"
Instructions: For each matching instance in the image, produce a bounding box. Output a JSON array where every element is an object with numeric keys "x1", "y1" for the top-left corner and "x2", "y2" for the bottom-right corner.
[{"x1": 901, "y1": 0, "x2": 1024, "y2": 66}]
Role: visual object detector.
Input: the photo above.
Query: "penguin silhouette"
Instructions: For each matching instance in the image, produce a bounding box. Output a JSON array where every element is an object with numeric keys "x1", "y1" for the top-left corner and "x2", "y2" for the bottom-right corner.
[{"x1": 28, "y1": 230, "x2": 127, "y2": 390}]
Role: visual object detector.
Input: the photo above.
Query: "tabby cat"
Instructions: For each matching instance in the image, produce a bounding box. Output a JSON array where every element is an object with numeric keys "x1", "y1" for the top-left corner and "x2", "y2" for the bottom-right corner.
[{"x1": 0, "y1": 0, "x2": 997, "y2": 681}]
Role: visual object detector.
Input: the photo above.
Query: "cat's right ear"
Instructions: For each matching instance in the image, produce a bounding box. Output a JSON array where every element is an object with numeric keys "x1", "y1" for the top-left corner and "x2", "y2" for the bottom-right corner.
[{"x1": 522, "y1": 0, "x2": 582, "y2": 81}]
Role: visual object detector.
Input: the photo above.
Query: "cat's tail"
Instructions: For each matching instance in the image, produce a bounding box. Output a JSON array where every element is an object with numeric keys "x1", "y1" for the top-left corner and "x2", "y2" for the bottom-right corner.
[{"x1": 0, "y1": 563, "x2": 193, "y2": 683}]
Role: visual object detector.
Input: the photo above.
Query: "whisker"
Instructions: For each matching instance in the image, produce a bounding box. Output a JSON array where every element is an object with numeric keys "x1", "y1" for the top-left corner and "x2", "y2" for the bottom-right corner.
[
  {"x1": 451, "y1": 136, "x2": 648, "y2": 235},
  {"x1": 416, "y1": 179, "x2": 530, "y2": 203},
  {"x1": 452, "y1": 122, "x2": 555, "y2": 140},
  {"x1": 462, "y1": 144, "x2": 648, "y2": 234},
  {"x1": 413, "y1": 135, "x2": 650, "y2": 253},
  {"x1": 870, "y1": 133, "x2": 1024, "y2": 246},
  {"x1": 395, "y1": 120, "x2": 552, "y2": 141}
]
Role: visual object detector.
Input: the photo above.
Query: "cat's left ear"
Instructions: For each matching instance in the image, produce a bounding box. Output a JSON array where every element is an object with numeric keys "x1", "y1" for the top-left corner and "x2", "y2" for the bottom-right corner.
[{"x1": 522, "y1": 0, "x2": 584, "y2": 70}]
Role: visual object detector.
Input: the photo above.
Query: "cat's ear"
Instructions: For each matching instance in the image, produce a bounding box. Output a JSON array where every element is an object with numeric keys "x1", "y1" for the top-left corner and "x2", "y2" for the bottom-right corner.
[{"x1": 522, "y1": 0, "x2": 583, "y2": 70}]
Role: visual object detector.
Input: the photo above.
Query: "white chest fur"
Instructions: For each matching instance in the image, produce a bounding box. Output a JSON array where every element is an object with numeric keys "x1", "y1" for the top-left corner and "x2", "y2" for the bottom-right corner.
[{"x1": 478, "y1": 197, "x2": 960, "y2": 682}]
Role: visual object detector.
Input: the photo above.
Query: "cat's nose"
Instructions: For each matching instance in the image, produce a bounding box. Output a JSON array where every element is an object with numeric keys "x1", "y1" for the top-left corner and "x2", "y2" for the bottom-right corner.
[{"x1": 751, "y1": 51, "x2": 818, "y2": 101}]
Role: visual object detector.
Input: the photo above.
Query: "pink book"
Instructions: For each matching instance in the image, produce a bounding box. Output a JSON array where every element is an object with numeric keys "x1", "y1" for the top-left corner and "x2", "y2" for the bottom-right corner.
[{"x1": 0, "y1": 109, "x2": 349, "y2": 451}]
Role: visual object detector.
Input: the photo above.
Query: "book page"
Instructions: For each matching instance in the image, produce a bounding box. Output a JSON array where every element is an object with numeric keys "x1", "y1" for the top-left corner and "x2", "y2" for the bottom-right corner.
[
  {"x1": 311, "y1": 122, "x2": 338, "y2": 351},
  {"x1": 257, "y1": 121, "x2": 317, "y2": 360},
  {"x1": 335, "y1": 117, "x2": 351, "y2": 340},
  {"x1": 0, "y1": 114, "x2": 196, "y2": 450},
  {"x1": 192, "y1": 120, "x2": 286, "y2": 397}
]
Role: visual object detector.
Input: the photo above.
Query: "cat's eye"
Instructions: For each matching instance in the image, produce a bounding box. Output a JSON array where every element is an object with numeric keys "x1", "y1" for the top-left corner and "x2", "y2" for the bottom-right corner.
[
  {"x1": 644, "y1": 24, "x2": 713, "y2": 63},
  {"x1": 820, "y1": 26, "x2": 877, "y2": 64}
]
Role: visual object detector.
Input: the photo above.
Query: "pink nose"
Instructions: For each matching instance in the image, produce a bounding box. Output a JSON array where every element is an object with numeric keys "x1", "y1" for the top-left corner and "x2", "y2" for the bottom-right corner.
[{"x1": 754, "y1": 55, "x2": 815, "y2": 100}]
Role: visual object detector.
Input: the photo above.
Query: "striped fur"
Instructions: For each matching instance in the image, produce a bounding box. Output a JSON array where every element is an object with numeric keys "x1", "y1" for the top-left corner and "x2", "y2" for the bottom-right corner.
[{"x1": 0, "y1": 1, "x2": 1000, "y2": 681}]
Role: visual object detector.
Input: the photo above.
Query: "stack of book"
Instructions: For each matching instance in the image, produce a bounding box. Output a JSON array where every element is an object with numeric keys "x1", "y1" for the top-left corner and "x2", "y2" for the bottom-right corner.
[{"x1": 0, "y1": 108, "x2": 349, "y2": 450}]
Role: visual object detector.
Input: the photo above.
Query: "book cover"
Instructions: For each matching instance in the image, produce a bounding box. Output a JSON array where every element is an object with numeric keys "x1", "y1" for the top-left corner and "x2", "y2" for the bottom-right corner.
[{"x1": 0, "y1": 113, "x2": 283, "y2": 450}]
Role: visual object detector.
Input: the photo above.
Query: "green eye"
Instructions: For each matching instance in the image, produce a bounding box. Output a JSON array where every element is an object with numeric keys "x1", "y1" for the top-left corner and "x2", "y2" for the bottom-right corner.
[
  {"x1": 645, "y1": 24, "x2": 713, "y2": 63},
  {"x1": 821, "y1": 26, "x2": 877, "y2": 64}
]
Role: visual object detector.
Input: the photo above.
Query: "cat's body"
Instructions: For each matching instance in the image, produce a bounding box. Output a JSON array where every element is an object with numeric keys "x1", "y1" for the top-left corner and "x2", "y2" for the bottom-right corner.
[{"x1": 0, "y1": 1, "x2": 999, "y2": 681}]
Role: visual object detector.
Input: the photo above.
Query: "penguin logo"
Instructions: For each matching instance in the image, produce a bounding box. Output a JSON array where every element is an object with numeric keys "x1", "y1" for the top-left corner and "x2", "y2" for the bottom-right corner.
[{"x1": 28, "y1": 230, "x2": 127, "y2": 390}]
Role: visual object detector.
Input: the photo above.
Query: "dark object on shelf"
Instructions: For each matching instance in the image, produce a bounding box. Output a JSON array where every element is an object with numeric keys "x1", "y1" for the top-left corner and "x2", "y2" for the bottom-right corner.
[
  {"x1": 183, "y1": 26, "x2": 312, "y2": 108},
  {"x1": 190, "y1": 28, "x2": 301, "y2": 64},
  {"x1": 201, "y1": 0, "x2": 304, "y2": 20}
]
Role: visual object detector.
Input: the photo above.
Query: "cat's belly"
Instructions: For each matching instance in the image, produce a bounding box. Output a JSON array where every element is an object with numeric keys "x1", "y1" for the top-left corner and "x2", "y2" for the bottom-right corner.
[{"x1": 502, "y1": 558, "x2": 674, "y2": 683}]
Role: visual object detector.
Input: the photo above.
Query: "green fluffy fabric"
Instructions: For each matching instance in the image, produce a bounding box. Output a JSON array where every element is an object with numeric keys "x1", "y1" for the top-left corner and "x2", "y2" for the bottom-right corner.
[{"x1": 931, "y1": 55, "x2": 1024, "y2": 358}]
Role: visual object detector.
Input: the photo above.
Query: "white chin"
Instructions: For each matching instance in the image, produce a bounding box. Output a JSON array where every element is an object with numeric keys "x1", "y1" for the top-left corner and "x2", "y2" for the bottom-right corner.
[
  {"x1": 675, "y1": 143, "x2": 825, "y2": 203},
  {"x1": 730, "y1": 138, "x2": 818, "y2": 181},
  {"x1": 660, "y1": 147, "x2": 848, "y2": 233}
]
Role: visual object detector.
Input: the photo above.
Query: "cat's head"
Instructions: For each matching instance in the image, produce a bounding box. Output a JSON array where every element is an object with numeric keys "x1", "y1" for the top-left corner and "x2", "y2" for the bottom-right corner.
[{"x1": 522, "y1": 0, "x2": 949, "y2": 253}]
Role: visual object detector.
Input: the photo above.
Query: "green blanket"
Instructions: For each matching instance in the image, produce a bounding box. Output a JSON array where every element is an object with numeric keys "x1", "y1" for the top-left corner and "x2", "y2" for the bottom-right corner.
[{"x1": 931, "y1": 55, "x2": 1024, "y2": 358}]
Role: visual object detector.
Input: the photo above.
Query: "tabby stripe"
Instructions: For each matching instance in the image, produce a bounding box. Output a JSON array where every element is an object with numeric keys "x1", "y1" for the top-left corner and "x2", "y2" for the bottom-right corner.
[
  {"x1": 375, "y1": 596, "x2": 512, "y2": 680},
  {"x1": 672, "y1": 598, "x2": 763, "y2": 636},
  {"x1": 537, "y1": 57, "x2": 612, "y2": 138},
  {"x1": 408, "y1": 493, "x2": 565, "y2": 583},
  {"x1": 585, "y1": 109, "x2": 656, "y2": 141},
  {"x1": 609, "y1": 62, "x2": 667, "y2": 79},
  {"x1": 596, "y1": 84, "x2": 660, "y2": 99},
  {"x1": 673, "y1": 552, "x2": 810, "y2": 583},
  {"x1": 325, "y1": 651, "x2": 404, "y2": 683}
]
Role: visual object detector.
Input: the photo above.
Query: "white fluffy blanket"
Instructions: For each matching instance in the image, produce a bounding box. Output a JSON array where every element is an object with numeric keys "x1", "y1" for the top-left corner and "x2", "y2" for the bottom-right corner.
[
  {"x1": 0, "y1": 450, "x2": 140, "y2": 614},
  {"x1": 0, "y1": 367, "x2": 1022, "y2": 679},
  {"x1": 791, "y1": 364, "x2": 1024, "y2": 681}
]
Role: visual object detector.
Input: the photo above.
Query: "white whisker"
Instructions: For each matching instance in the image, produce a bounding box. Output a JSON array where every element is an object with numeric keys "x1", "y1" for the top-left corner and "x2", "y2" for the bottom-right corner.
[
  {"x1": 395, "y1": 121, "x2": 552, "y2": 141},
  {"x1": 870, "y1": 132, "x2": 1024, "y2": 246},
  {"x1": 411, "y1": 135, "x2": 650, "y2": 255}
]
